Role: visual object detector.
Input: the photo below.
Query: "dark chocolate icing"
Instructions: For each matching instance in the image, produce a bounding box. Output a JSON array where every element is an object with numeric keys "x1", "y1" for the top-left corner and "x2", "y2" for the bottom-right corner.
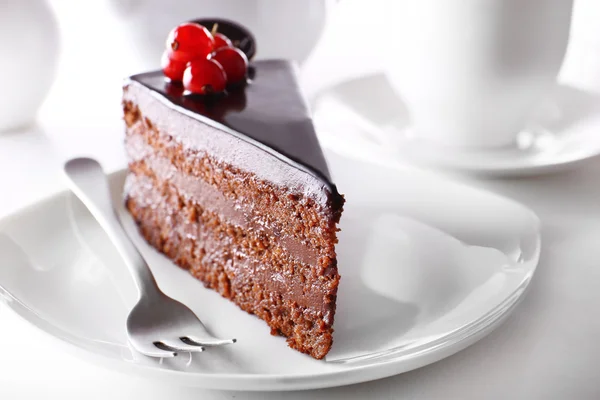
[
  {"x1": 127, "y1": 60, "x2": 334, "y2": 190},
  {"x1": 190, "y1": 18, "x2": 257, "y2": 60}
]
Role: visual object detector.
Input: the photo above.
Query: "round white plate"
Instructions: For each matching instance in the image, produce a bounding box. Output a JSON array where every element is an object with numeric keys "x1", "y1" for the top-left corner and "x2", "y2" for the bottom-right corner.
[
  {"x1": 0, "y1": 150, "x2": 540, "y2": 391},
  {"x1": 311, "y1": 75, "x2": 600, "y2": 176}
]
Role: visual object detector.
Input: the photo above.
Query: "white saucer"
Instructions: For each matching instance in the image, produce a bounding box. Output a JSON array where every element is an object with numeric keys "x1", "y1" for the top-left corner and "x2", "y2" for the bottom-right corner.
[
  {"x1": 0, "y1": 150, "x2": 540, "y2": 391},
  {"x1": 310, "y1": 74, "x2": 600, "y2": 176}
]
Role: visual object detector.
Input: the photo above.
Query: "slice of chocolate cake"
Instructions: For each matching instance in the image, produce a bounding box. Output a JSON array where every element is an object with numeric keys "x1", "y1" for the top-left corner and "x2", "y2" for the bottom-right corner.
[{"x1": 122, "y1": 60, "x2": 344, "y2": 359}]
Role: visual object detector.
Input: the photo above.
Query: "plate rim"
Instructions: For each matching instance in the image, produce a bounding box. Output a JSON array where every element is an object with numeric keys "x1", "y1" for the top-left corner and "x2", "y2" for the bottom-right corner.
[{"x1": 310, "y1": 74, "x2": 600, "y2": 177}]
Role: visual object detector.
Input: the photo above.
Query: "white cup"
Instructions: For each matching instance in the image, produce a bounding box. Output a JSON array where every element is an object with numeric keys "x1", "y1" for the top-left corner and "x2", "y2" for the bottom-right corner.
[{"x1": 383, "y1": 0, "x2": 573, "y2": 149}]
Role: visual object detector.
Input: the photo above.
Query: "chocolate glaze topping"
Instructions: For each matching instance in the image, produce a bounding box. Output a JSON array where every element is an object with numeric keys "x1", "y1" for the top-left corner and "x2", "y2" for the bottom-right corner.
[
  {"x1": 191, "y1": 18, "x2": 257, "y2": 60},
  {"x1": 127, "y1": 60, "x2": 335, "y2": 190}
]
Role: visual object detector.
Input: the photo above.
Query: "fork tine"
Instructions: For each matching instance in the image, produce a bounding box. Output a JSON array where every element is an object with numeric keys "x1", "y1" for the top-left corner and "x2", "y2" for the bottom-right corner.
[
  {"x1": 156, "y1": 338, "x2": 206, "y2": 353},
  {"x1": 132, "y1": 341, "x2": 178, "y2": 358},
  {"x1": 183, "y1": 335, "x2": 237, "y2": 347}
]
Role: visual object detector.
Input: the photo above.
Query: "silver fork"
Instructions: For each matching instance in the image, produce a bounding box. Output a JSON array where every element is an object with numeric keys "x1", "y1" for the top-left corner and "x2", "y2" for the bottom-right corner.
[{"x1": 64, "y1": 157, "x2": 236, "y2": 358}]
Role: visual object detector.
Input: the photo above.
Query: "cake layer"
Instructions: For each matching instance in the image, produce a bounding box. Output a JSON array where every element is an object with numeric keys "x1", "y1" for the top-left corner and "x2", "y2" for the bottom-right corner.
[
  {"x1": 127, "y1": 159, "x2": 330, "y2": 282},
  {"x1": 125, "y1": 171, "x2": 336, "y2": 358},
  {"x1": 123, "y1": 103, "x2": 343, "y2": 263},
  {"x1": 126, "y1": 133, "x2": 319, "y2": 266}
]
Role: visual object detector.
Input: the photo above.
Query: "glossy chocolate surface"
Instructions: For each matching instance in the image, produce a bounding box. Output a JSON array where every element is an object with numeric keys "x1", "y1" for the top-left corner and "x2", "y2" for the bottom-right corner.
[
  {"x1": 190, "y1": 18, "x2": 256, "y2": 60},
  {"x1": 127, "y1": 60, "x2": 333, "y2": 188}
]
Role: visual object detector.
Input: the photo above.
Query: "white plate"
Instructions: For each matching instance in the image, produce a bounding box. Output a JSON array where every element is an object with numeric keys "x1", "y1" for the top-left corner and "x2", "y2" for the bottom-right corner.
[
  {"x1": 311, "y1": 74, "x2": 600, "y2": 176},
  {"x1": 0, "y1": 150, "x2": 540, "y2": 391}
]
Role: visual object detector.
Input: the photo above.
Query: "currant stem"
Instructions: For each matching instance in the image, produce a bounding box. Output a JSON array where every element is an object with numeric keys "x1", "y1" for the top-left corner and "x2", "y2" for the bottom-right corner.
[
  {"x1": 202, "y1": 84, "x2": 215, "y2": 95},
  {"x1": 211, "y1": 23, "x2": 219, "y2": 36}
]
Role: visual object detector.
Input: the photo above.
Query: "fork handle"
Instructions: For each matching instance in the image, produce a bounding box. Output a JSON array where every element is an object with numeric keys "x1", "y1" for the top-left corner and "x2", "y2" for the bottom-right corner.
[{"x1": 64, "y1": 157, "x2": 160, "y2": 298}]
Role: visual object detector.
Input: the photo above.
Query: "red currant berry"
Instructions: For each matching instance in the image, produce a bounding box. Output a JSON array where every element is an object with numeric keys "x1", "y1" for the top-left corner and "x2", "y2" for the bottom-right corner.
[
  {"x1": 211, "y1": 47, "x2": 248, "y2": 84},
  {"x1": 213, "y1": 32, "x2": 233, "y2": 50},
  {"x1": 182, "y1": 58, "x2": 227, "y2": 95},
  {"x1": 160, "y1": 51, "x2": 187, "y2": 82},
  {"x1": 166, "y1": 23, "x2": 214, "y2": 63}
]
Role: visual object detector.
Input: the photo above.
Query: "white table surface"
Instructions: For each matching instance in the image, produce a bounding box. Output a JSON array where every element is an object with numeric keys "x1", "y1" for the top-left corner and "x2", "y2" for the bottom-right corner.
[{"x1": 2, "y1": 1, "x2": 600, "y2": 399}]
